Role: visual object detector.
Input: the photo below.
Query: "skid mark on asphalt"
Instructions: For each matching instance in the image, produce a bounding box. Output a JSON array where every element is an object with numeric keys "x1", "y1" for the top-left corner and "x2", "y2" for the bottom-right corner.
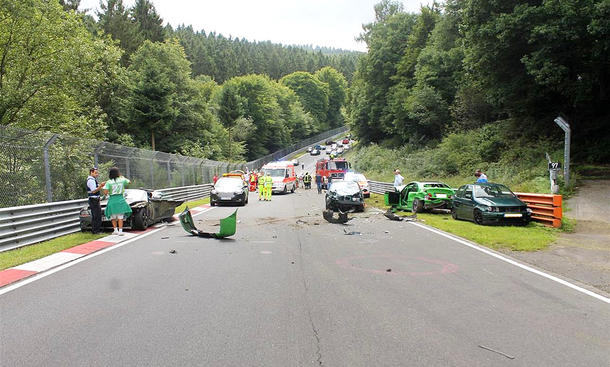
[{"x1": 335, "y1": 254, "x2": 458, "y2": 276}]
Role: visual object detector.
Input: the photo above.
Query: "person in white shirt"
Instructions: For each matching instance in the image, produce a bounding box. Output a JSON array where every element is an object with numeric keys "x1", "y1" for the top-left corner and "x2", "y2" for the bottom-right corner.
[{"x1": 393, "y1": 169, "x2": 404, "y2": 189}]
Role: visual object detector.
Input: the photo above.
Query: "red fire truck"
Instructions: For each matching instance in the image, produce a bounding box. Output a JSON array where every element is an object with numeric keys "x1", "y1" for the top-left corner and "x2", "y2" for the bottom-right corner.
[{"x1": 315, "y1": 158, "x2": 350, "y2": 188}]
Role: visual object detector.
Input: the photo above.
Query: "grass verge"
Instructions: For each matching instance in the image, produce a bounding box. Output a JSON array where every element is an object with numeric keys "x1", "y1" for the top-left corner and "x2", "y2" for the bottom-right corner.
[
  {"x1": 0, "y1": 197, "x2": 212, "y2": 271},
  {"x1": 366, "y1": 193, "x2": 560, "y2": 252},
  {"x1": 0, "y1": 232, "x2": 106, "y2": 270}
]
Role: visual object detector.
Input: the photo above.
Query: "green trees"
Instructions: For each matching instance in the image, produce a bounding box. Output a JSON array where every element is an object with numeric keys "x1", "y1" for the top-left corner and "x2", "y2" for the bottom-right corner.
[
  {"x1": 123, "y1": 40, "x2": 227, "y2": 159},
  {"x1": 349, "y1": 0, "x2": 609, "y2": 161},
  {"x1": 2, "y1": 0, "x2": 352, "y2": 164},
  {"x1": 0, "y1": 0, "x2": 121, "y2": 138},
  {"x1": 281, "y1": 72, "x2": 329, "y2": 131},
  {"x1": 217, "y1": 74, "x2": 319, "y2": 161},
  {"x1": 315, "y1": 67, "x2": 348, "y2": 128}
]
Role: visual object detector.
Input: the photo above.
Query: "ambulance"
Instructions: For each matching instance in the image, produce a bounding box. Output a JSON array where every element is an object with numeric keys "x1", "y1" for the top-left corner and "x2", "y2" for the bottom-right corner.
[{"x1": 261, "y1": 161, "x2": 297, "y2": 194}]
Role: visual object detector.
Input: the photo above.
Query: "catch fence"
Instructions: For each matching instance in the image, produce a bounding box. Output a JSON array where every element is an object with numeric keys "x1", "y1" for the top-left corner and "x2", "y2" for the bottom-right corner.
[{"x1": 0, "y1": 127, "x2": 242, "y2": 208}]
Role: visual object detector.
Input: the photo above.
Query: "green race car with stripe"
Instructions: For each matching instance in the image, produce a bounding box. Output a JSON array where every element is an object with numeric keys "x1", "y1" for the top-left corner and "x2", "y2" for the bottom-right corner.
[{"x1": 385, "y1": 181, "x2": 455, "y2": 213}]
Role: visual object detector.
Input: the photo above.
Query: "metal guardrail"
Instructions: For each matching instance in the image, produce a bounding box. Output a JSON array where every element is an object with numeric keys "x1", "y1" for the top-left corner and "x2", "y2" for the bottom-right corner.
[
  {"x1": 368, "y1": 180, "x2": 395, "y2": 194},
  {"x1": 0, "y1": 199, "x2": 88, "y2": 252}
]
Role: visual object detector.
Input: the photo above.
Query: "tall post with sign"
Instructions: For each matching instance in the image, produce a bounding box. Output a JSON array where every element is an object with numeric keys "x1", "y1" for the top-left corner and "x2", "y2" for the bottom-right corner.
[{"x1": 554, "y1": 116, "x2": 571, "y2": 185}]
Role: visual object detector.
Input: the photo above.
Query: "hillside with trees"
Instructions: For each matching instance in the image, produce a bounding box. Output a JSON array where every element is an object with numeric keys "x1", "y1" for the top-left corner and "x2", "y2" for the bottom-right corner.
[
  {"x1": 347, "y1": 0, "x2": 609, "y2": 191},
  {"x1": 1, "y1": 0, "x2": 356, "y2": 162}
]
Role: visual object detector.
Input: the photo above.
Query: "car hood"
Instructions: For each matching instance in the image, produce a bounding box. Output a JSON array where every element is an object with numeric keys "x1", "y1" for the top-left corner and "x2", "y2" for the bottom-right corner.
[{"x1": 475, "y1": 196, "x2": 525, "y2": 207}]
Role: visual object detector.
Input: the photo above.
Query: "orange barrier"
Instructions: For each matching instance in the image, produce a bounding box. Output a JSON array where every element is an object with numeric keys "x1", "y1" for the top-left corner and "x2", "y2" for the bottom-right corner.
[{"x1": 515, "y1": 192, "x2": 562, "y2": 228}]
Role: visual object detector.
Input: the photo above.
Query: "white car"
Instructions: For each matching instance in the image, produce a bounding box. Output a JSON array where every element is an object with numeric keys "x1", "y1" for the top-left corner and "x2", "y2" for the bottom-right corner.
[
  {"x1": 307, "y1": 147, "x2": 313, "y2": 152},
  {"x1": 344, "y1": 172, "x2": 370, "y2": 198},
  {"x1": 337, "y1": 147, "x2": 344, "y2": 154}
]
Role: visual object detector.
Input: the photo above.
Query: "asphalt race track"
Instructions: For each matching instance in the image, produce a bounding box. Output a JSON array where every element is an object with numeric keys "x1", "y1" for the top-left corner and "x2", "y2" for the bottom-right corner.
[{"x1": 1, "y1": 149, "x2": 609, "y2": 366}]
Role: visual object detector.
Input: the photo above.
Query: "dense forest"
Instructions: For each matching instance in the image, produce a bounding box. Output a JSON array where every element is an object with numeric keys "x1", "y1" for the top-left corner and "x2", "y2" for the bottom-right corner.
[
  {"x1": 0, "y1": 0, "x2": 358, "y2": 161},
  {"x1": 349, "y1": 0, "x2": 609, "y2": 164}
]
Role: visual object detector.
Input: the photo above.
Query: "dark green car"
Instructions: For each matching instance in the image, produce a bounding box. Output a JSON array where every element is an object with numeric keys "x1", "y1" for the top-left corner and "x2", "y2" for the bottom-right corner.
[
  {"x1": 452, "y1": 183, "x2": 532, "y2": 225},
  {"x1": 385, "y1": 181, "x2": 455, "y2": 212}
]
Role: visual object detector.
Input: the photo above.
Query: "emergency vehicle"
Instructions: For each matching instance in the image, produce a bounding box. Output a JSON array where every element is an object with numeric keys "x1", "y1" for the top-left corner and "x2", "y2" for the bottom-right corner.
[
  {"x1": 261, "y1": 161, "x2": 297, "y2": 194},
  {"x1": 316, "y1": 158, "x2": 350, "y2": 188}
]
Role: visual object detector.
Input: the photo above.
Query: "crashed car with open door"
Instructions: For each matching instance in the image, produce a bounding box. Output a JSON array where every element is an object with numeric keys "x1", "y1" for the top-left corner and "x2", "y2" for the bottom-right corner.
[{"x1": 385, "y1": 181, "x2": 454, "y2": 213}]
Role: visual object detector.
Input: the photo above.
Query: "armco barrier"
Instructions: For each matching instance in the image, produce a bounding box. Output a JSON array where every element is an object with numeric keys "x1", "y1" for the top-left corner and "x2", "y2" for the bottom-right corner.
[
  {"x1": 515, "y1": 192, "x2": 562, "y2": 228},
  {"x1": 368, "y1": 180, "x2": 395, "y2": 194},
  {"x1": 0, "y1": 199, "x2": 87, "y2": 252},
  {"x1": 368, "y1": 180, "x2": 562, "y2": 227}
]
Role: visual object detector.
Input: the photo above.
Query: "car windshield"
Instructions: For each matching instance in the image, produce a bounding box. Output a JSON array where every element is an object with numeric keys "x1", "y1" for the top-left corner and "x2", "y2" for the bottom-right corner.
[
  {"x1": 329, "y1": 181, "x2": 360, "y2": 195},
  {"x1": 215, "y1": 178, "x2": 243, "y2": 190},
  {"x1": 328, "y1": 161, "x2": 348, "y2": 170},
  {"x1": 473, "y1": 184, "x2": 515, "y2": 198},
  {"x1": 423, "y1": 183, "x2": 450, "y2": 188},
  {"x1": 124, "y1": 189, "x2": 148, "y2": 202},
  {"x1": 263, "y1": 168, "x2": 286, "y2": 177}
]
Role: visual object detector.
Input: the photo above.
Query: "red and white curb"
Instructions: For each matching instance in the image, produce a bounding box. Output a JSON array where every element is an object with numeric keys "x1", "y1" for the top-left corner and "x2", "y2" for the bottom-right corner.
[{"x1": 0, "y1": 204, "x2": 211, "y2": 289}]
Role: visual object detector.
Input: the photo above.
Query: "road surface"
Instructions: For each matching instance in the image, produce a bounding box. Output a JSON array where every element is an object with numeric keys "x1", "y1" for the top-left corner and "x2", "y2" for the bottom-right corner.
[{"x1": 1, "y1": 147, "x2": 609, "y2": 366}]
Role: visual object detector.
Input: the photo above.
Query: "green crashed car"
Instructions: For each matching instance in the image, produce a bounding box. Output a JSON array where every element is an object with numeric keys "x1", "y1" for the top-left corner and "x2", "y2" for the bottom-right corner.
[{"x1": 385, "y1": 181, "x2": 455, "y2": 212}]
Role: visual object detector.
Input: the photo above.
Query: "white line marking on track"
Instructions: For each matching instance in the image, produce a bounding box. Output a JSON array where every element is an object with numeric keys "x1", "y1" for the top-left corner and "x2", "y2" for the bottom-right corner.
[
  {"x1": 409, "y1": 222, "x2": 610, "y2": 304},
  {"x1": 13, "y1": 252, "x2": 83, "y2": 272},
  {"x1": 0, "y1": 206, "x2": 215, "y2": 296}
]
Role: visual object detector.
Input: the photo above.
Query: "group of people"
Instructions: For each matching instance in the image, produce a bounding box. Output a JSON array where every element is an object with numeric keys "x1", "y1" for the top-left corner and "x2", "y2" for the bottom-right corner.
[
  {"x1": 257, "y1": 172, "x2": 273, "y2": 201},
  {"x1": 86, "y1": 167, "x2": 132, "y2": 236},
  {"x1": 299, "y1": 172, "x2": 312, "y2": 189}
]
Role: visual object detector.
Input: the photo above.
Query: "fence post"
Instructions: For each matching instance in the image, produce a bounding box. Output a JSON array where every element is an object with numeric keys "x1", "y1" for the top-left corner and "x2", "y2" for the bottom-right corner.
[
  {"x1": 43, "y1": 134, "x2": 59, "y2": 202},
  {"x1": 166, "y1": 160, "x2": 171, "y2": 186},
  {"x1": 150, "y1": 159, "x2": 154, "y2": 189}
]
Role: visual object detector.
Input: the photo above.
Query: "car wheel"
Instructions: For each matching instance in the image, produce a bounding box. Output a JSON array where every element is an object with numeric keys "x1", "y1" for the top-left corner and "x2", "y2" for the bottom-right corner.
[
  {"x1": 474, "y1": 209, "x2": 484, "y2": 225},
  {"x1": 291, "y1": 184, "x2": 295, "y2": 193},
  {"x1": 413, "y1": 199, "x2": 424, "y2": 213},
  {"x1": 451, "y1": 208, "x2": 458, "y2": 220},
  {"x1": 245, "y1": 195, "x2": 249, "y2": 204},
  {"x1": 283, "y1": 185, "x2": 288, "y2": 194},
  {"x1": 241, "y1": 196, "x2": 246, "y2": 206},
  {"x1": 132, "y1": 209, "x2": 149, "y2": 230},
  {"x1": 357, "y1": 205, "x2": 365, "y2": 212}
]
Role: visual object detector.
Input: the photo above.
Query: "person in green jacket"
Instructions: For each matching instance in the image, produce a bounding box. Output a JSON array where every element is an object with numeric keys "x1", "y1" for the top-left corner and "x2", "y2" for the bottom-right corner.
[
  {"x1": 264, "y1": 174, "x2": 273, "y2": 201},
  {"x1": 258, "y1": 172, "x2": 265, "y2": 200},
  {"x1": 103, "y1": 167, "x2": 132, "y2": 235}
]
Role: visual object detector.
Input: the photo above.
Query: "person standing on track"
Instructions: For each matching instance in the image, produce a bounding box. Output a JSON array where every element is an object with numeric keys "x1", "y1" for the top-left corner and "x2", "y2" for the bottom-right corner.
[
  {"x1": 258, "y1": 171, "x2": 265, "y2": 200},
  {"x1": 103, "y1": 167, "x2": 132, "y2": 236},
  {"x1": 315, "y1": 172, "x2": 323, "y2": 194},
  {"x1": 303, "y1": 172, "x2": 312, "y2": 189},
  {"x1": 393, "y1": 169, "x2": 404, "y2": 190},
  {"x1": 86, "y1": 167, "x2": 105, "y2": 234},
  {"x1": 264, "y1": 173, "x2": 273, "y2": 201}
]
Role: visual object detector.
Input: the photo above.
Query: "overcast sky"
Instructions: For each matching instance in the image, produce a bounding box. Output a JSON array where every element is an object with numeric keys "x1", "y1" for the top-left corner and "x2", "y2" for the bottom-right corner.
[{"x1": 79, "y1": 0, "x2": 432, "y2": 52}]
